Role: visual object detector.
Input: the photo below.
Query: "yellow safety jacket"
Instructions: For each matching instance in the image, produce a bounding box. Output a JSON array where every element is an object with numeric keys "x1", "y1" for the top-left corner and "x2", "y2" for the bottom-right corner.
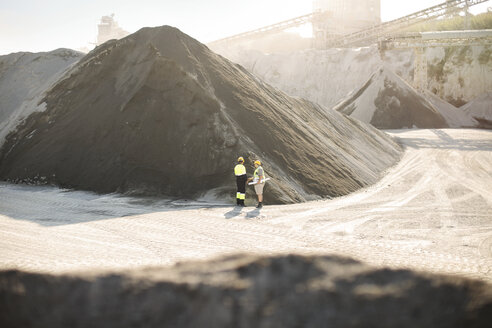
[{"x1": 234, "y1": 164, "x2": 246, "y2": 176}]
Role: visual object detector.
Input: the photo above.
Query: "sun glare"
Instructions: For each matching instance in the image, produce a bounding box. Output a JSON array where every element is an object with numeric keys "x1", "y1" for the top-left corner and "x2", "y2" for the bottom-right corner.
[{"x1": 286, "y1": 24, "x2": 313, "y2": 38}]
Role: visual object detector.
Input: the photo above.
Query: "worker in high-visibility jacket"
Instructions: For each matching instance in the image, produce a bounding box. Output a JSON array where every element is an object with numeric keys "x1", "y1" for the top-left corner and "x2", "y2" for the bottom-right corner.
[
  {"x1": 247, "y1": 160, "x2": 265, "y2": 208},
  {"x1": 234, "y1": 156, "x2": 247, "y2": 206}
]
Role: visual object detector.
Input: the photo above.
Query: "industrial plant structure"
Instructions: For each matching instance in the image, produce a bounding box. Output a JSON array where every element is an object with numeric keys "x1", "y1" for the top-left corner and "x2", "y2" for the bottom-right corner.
[
  {"x1": 96, "y1": 14, "x2": 129, "y2": 46},
  {"x1": 209, "y1": 0, "x2": 487, "y2": 50},
  {"x1": 312, "y1": 0, "x2": 381, "y2": 47}
]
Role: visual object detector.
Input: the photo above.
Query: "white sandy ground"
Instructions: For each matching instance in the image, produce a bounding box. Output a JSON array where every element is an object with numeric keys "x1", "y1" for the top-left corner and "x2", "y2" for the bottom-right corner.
[{"x1": 0, "y1": 129, "x2": 491, "y2": 282}]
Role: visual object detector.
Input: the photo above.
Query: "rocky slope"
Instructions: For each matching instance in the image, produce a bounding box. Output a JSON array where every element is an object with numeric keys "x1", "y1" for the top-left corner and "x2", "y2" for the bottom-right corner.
[
  {"x1": 1, "y1": 254, "x2": 491, "y2": 328},
  {"x1": 217, "y1": 44, "x2": 492, "y2": 118},
  {"x1": 0, "y1": 49, "x2": 83, "y2": 145},
  {"x1": 0, "y1": 26, "x2": 401, "y2": 204},
  {"x1": 417, "y1": 46, "x2": 492, "y2": 107},
  {"x1": 333, "y1": 67, "x2": 448, "y2": 129}
]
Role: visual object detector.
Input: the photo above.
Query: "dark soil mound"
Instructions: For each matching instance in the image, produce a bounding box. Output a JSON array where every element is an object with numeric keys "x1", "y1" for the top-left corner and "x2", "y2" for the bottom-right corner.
[
  {"x1": 335, "y1": 67, "x2": 448, "y2": 129},
  {"x1": 0, "y1": 26, "x2": 401, "y2": 204},
  {"x1": 1, "y1": 254, "x2": 491, "y2": 328}
]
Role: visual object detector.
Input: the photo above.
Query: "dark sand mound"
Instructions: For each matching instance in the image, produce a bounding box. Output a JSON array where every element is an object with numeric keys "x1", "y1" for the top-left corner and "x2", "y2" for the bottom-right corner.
[
  {"x1": 1, "y1": 254, "x2": 491, "y2": 328},
  {"x1": 424, "y1": 90, "x2": 477, "y2": 128},
  {"x1": 461, "y1": 92, "x2": 492, "y2": 129},
  {"x1": 334, "y1": 67, "x2": 448, "y2": 129},
  {"x1": 0, "y1": 49, "x2": 83, "y2": 145},
  {"x1": 0, "y1": 26, "x2": 401, "y2": 204}
]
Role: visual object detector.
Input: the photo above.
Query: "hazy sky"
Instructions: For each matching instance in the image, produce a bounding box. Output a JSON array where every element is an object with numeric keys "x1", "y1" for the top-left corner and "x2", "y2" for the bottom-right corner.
[{"x1": 0, "y1": 0, "x2": 490, "y2": 55}]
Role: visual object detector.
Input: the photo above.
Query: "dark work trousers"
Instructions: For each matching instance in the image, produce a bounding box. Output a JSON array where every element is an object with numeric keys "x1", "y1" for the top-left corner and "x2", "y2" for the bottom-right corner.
[{"x1": 236, "y1": 174, "x2": 247, "y2": 205}]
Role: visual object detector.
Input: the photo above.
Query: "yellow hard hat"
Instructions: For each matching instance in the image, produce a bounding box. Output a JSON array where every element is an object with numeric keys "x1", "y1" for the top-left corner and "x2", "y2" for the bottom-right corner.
[
  {"x1": 237, "y1": 156, "x2": 244, "y2": 163},
  {"x1": 254, "y1": 160, "x2": 261, "y2": 165}
]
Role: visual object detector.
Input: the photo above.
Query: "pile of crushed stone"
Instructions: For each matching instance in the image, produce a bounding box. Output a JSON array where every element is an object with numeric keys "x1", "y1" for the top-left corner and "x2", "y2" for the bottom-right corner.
[
  {"x1": 1, "y1": 254, "x2": 491, "y2": 328},
  {"x1": 424, "y1": 90, "x2": 477, "y2": 128},
  {"x1": 461, "y1": 92, "x2": 492, "y2": 129},
  {"x1": 334, "y1": 66, "x2": 448, "y2": 129},
  {"x1": 0, "y1": 26, "x2": 401, "y2": 204},
  {"x1": 0, "y1": 49, "x2": 82, "y2": 145}
]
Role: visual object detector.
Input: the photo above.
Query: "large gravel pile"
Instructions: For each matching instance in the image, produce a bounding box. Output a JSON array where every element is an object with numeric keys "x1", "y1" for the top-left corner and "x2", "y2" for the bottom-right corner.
[
  {"x1": 0, "y1": 49, "x2": 83, "y2": 145},
  {"x1": 424, "y1": 90, "x2": 477, "y2": 128},
  {"x1": 0, "y1": 26, "x2": 401, "y2": 204},
  {"x1": 461, "y1": 92, "x2": 492, "y2": 129},
  {"x1": 334, "y1": 67, "x2": 448, "y2": 129}
]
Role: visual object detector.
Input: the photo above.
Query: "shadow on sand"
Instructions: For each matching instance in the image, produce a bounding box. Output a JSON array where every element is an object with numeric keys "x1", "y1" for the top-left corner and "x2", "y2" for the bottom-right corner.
[
  {"x1": 0, "y1": 182, "x2": 231, "y2": 227},
  {"x1": 390, "y1": 129, "x2": 492, "y2": 151},
  {"x1": 224, "y1": 207, "x2": 242, "y2": 219},
  {"x1": 245, "y1": 207, "x2": 261, "y2": 218},
  {"x1": 224, "y1": 206, "x2": 261, "y2": 219}
]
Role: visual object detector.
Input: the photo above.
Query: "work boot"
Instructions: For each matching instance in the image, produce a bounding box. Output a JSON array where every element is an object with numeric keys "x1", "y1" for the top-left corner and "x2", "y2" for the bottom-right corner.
[
  {"x1": 236, "y1": 199, "x2": 241, "y2": 206},
  {"x1": 256, "y1": 202, "x2": 262, "y2": 209},
  {"x1": 240, "y1": 199, "x2": 246, "y2": 207}
]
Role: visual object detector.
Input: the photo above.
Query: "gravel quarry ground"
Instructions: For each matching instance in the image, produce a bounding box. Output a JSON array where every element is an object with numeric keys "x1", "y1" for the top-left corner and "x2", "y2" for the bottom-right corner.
[{"x1": 0, "y1": 129, "x2": 491, "y2": 283}]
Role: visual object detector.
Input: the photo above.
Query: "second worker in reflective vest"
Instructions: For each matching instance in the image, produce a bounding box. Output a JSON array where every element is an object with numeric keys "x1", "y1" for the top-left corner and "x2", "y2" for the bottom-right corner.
[
  {"x1": 247, "y1": 160, "x2": 265, "y2": 209},
  {"x1": 234, "y1": 156, "x2": 247, "y2": 207}
]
